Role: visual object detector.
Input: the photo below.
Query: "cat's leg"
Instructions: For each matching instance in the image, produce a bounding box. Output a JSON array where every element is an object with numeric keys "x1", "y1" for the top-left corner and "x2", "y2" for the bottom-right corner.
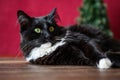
[
  {"x1": 64, "y1": 31, "x2": 112, "y2": 69},
  {"x1": 82, "y1": 39, "x2": 112, "y2": 69}
]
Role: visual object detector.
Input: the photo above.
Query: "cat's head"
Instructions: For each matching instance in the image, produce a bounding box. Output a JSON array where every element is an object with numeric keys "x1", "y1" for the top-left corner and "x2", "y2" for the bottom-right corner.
[{"x1": 17, "y1": 8, "x2": 63, "y2": 44}]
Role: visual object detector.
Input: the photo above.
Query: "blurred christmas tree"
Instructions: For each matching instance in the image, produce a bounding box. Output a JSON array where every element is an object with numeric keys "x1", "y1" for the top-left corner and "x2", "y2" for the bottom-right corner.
[{"x1": 78, "y1": 0, "x2": 113, "y2": 37}]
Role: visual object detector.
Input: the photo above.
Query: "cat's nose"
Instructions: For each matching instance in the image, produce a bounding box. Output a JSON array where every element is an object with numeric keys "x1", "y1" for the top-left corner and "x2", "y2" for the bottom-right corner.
[
  {"x1": 45, "y1": 34, "x2": 54, "y2": 42},
  {"x1": 45, "y1": 34, "x2": 50, "y2": 39},
  {"x1": 44, "y1": 32, "x2": 51, "y2": 39}
]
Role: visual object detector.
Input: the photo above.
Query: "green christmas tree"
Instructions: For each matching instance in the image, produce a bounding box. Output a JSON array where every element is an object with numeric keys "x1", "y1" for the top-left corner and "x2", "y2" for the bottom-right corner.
[{"x1": 78, "y1": 0, "x2": 113, "y2": 37}]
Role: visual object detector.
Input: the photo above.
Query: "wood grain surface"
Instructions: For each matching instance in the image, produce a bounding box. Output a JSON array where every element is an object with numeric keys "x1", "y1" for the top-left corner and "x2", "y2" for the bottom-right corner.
[{"x1": 0, "y1": 58, "x2": 120, "y2": 80}]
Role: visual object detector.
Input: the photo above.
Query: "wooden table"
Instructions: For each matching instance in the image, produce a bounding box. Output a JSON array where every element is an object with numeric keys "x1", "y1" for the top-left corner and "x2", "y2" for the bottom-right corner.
[{"x1": 0, "y1": 58, "x2": 120, "y2": 80}]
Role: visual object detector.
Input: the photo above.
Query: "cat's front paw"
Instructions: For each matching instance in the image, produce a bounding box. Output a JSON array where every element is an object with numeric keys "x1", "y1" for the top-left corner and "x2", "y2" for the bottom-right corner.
[{"x1": 97, "y1": 58, "x2": 112, "y2": 69}]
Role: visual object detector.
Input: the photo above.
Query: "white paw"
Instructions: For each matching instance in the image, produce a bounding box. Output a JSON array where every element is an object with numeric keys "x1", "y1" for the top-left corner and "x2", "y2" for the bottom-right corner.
[{"x1": 97, "y1": 58, "x2": 112, "y2": 69}]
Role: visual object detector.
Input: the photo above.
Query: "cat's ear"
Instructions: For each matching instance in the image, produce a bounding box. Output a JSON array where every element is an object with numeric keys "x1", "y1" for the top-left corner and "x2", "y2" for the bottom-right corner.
[
  {"x1": 17, "y1": 10, "x2": 31, "y2": 27},
  {"x1": 47, "y1": 8, "x2": 61, "y2": 23}
]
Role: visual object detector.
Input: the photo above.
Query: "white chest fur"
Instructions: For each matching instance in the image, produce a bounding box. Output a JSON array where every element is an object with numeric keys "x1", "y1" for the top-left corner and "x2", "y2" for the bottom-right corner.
[{"x1": 26, "y1": 40, "x2": 66, "y2": 62}]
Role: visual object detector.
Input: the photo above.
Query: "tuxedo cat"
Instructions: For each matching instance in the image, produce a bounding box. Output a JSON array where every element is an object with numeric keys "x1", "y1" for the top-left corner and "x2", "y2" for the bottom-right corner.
[{"x1": 17, "y1": 8, "x2": 120, "y2": 69}]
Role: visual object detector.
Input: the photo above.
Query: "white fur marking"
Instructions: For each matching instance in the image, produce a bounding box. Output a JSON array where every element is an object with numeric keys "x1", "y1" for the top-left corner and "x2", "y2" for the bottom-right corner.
[
  {"x1": 26, "y1": 40, "x2": 66, "y2": 62},
  {"x1": 97, "y1": 58, "x2": 112, "y2": 69}
]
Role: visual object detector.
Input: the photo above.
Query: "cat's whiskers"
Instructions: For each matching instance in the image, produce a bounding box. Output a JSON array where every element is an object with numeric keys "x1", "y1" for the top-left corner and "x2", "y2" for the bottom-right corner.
[
  {"x1": 15, "y1": 40, "x2": 36, "y2": 59},
  {"x1": 14, "y1": 44, "x2": 28, "y2": 59},
  {"x1": 14, "y1": 47, "x2": 24, "y2": 59}
]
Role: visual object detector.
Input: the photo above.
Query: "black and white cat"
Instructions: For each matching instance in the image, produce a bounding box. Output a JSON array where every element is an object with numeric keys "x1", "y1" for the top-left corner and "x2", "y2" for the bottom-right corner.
[{"x1": 17, "y1": 8, "x2": 120, "y2": 69}]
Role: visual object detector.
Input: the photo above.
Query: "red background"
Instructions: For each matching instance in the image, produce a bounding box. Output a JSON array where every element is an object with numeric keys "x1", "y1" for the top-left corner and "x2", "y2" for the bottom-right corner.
[{"x1": 0, "y1": 0, "x2": 120, "y2": 57}]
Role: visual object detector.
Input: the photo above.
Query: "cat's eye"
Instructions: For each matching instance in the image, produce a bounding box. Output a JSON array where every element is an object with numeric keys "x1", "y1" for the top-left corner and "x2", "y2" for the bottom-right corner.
[
  {"x1": 34, "y1": 28, "x2": 41, "y2": 33},
  {"x1": 49, "y1": 26, "x2": 54, "y2": 32}
]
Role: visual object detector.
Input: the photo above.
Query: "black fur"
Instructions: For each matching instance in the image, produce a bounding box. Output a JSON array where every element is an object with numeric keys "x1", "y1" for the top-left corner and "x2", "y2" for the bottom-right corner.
[{"x1": 17, "y1": 8, "x2": 120, "y2": 68}]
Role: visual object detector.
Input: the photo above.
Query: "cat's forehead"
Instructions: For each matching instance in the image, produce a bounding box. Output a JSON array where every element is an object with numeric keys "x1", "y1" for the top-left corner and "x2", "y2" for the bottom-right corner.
[
  {"x1": 33, "y1": 17, "x2": 47, "y2": 24},
  {"x1": 31, "y1": 17, "x2": 50, "y2": 29}
]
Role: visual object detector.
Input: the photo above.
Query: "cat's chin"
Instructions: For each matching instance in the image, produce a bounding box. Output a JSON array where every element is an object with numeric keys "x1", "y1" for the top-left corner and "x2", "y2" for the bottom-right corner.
[{"x1": 26, "y1": 40, "x2": 66, "y2": 62}]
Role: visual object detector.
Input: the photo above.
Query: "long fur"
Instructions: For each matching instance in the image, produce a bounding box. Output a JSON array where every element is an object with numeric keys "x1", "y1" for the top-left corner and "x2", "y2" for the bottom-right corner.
[{"x1": 17, "y1": 9, "x2": 120, "y2": 69}]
